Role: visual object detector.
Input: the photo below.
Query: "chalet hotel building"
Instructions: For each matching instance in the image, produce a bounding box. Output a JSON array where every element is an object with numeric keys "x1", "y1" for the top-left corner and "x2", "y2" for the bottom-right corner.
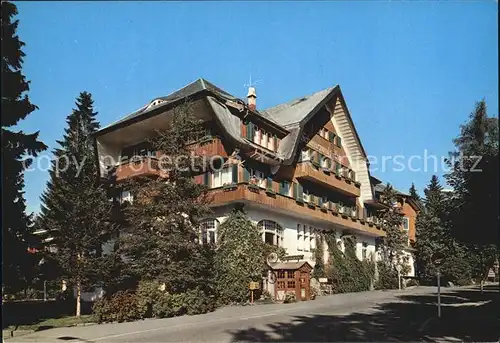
[{"x1": 94, "y1": 78, "x2": 420, "y2": 297}]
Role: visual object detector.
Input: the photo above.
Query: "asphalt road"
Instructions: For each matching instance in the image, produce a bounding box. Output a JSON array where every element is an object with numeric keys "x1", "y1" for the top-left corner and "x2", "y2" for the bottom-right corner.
[{"x1": 6, "y1": 285, "x2": 499, "y2": 342}]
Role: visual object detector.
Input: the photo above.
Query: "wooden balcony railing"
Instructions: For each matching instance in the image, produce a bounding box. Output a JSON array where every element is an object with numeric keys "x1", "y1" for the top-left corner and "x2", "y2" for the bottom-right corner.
[
  {"x1": 295, "y1": 162, "x2": 361, "y2": 197},
  {"x1": 114, "y1": 156, "x2": 162, "y2": 182},
  {"x1": 187, "y1": 137, "x2": 228, "y2": 158},
  {"x1": 207, "y1": 183, "x2": 385, "y2": 237}
]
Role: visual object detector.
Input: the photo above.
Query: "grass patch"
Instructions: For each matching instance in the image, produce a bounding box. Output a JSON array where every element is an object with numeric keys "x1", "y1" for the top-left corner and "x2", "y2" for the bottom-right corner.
[{"x1": 7, "y1": 315, "x2": 96, "y2": 332}]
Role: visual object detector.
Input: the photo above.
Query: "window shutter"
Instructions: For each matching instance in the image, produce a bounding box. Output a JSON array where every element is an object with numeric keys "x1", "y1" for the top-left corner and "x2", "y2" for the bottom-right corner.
[
  {"x1": 295, "y1": 183, "x2": 304, "y2": 200},
  {"x1": 243, "y1": 167, "x2": 250, "y2": 182},
  {"x1": 203, "y1": 172, "x2": 210, "y2": 186},
  {"x1": 267, "y1": 176, "x2": 273, "y2": 190},
  {"x1": 318, "y1": 196, "x2": 323, "y2": 207},
  {"x1": 231, "y1": 164, "x2": 238, "y2": 184},
  {"x1": 279, "y1": 181, "x2": 284, "y2": 195},
  {"x1": 337, "y1": 136, "x2": 342, "y2": 147},
  {"x1": 329, "y1": 132, "x2": 335, "y2": 142},
  {"x1": 246, "y1": 122, "x2": 253, "y2": 140}
]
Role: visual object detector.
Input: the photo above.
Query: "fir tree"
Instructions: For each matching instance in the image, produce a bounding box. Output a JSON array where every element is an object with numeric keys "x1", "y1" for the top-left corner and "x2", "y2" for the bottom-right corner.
[
  {"x1": 120, "y1": 103, "x2": 214, "y2": 297},
  {"x1": 445, "y1": 99, "x2": 499, "y2": 282},
  {"x1": 414, "y1": 176, "x2": 451, "y2": 282},
  {"x1": 214, "y1": 207, "x2": 265, "y2": 304},
  {"x1": 1, "y1": 1, "x2": 47, "y2": 293},
  {"x1": 376, "y1": 184, "x2": 407, "y2": 267},
  {"x1": 408, "y1": 183, "x2": 422, "y2": 206},
  {"x1": 39, "y1": 92, "x2": 118, "y2": 316}
]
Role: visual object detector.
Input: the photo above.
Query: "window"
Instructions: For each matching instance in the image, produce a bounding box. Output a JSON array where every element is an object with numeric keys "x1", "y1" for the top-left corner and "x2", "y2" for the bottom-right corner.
[
  {"x1": 277, "y1": 270, "x2": 286, "y2": 279},
  {"x1": 277, "y1": 281, "x2": 286, "y2": 289},
  {"x1": 248, "y1": 168, "x2": 266, "y2": 188},
  {"x1": 287, "y1": 271, "x2": 294, "y2": 278},
  {"x1": 261, "y1": 129, "x2": 268, "y2": 148},
  {"x1": 297, "y1": 224, "x2": 303, "y2": 251},
  {"x1": 121, "y1": 142, "x2": 156, "y2": 162},
  {"x1": 280, "y1": 180, "x2": 292, "y2": 196},
  {"x1": 402, "y1": 217, "x2": 409, "y2": 231},
  {"x1": 257, "y1": 220, "x2": 283, "y2": 247},
  {"x1": 120, "y1": 190, "x2": 133, "y2": 204},
  {"x1": 301, "y1": 148, "x2": 310, "y2": 162},
  {"x1": 362, "y1": 242, "x2": 368, "y2": 260},
  {"x1": 336, "y1": 136, "x2": 342, "y2": 148},
  {"x1": 287, "y1": 280, "x2": 296, "y2": 288},
  {"x1": 304, "y1": 226, "x2": 310, "y2": 252},
  {"x1": 303, "y1": 189, "x2": 311, "y2": 203},
  {"x1": 253, "y1": 125, "x2": 260, "y2": 144},
  {"x1": 268, "y1": 135, "x2": 275, "y2": 151},
  {"x1": 200, "y1": 219, "x2": 219, "y2": 245},
  {"x1": 213, "y1": 167, "x2": 232, "y2": 187},
  {"x1": 310, "y1": 228, "x2": 316, "y2": 251}
]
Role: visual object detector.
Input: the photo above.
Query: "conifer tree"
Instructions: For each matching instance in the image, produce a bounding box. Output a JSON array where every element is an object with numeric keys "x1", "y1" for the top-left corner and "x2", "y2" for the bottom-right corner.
[
  {"x1": 446, "y1": 99, "x2": 498, "y2": 282},
  {"x1": 376, "y1": 184, "x2": 406, "y2": 266},
  {"x1": 39, "y1": 92, "x2": 118, "y2": 316},
  {"x1": 408, "y1": 183, "x2": 422, "y2": 206},
  {"x1": 120, "y1": 103, "x2": 215, "y2": 297},
  {"x1": 214, "y1": 207, "x2": 265, "y2": 304},
  {"x1": 2, "y1": 1, "x2": 47, "y2": 293}
]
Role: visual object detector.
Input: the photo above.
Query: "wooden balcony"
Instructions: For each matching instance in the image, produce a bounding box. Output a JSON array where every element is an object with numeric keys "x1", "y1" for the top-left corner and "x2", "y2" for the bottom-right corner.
[
  {"x1": 208, "y1": 183, "x2": 384, "y2": 237},
  {"x1": 294, "y1": 162, "x2": 361, "y2": 197},
  {"x1": 188, "y1": 137, "x2": 228, "y2": 158},
  {"x1": 115, "y1": 156, "x2": 162, "y2": 182}
]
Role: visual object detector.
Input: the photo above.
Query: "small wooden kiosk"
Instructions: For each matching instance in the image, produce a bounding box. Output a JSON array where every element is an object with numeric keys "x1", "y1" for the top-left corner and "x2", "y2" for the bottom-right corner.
[{"x1": 269, "y1": 261, "x2": 312, "y2": 301}]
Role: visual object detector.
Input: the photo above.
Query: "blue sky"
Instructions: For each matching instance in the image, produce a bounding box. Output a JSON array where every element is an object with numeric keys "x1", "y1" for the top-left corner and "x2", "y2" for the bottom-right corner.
[{"x1": 15, "y1": 1, "x2": 498, "y2": 214}]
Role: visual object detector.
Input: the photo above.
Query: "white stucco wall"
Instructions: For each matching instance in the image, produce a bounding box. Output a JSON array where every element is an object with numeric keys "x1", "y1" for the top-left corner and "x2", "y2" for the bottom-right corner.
[{"x1": 209, "y1": 205, "x2": 378, "y2": 266}]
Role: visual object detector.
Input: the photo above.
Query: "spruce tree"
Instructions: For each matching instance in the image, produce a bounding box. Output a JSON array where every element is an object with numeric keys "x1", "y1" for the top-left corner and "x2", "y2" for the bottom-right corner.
[
  {"x1": 376, "y1": 184, "x2": 407, "y2": 267},
  {"x1": 214, "y1": 207, "x2": 265, "y2": 304},
  {"x1": 120, "y1": 103, "x2": 215, "y2": 297},
  {"x1": 39, "y1": 92, "x2": 118, "y2": 316},
  {"x1": 408, "y1": 183, "x2": 422, "y2": 205},
  {"x1": 1, "y1": 1, "x2": 47, "y2": 293},
  {"x1": 414, "y1": 176, "x2": 450, "y2": 282},
  {"x1": 445, "y1": 99, "x2": 499, "y2": 282}
]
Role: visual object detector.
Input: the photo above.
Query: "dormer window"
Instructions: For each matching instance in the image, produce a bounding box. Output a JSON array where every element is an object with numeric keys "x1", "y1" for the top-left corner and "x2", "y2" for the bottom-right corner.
[{"x1": 147, "y1": 99, "x2": 166, "y2": 110}]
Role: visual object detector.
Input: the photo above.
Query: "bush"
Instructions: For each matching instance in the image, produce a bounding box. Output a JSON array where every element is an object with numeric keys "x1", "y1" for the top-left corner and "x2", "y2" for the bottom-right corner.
[
  {"x1": 405, "y1": 279, "x2": 419, "y2": 287},
  {"x1": 375, "y1": 262, "x2": 399, "y2": 290},
  {"x1": 92, "y1": 290, "x2": 143, "y2": 323},
  {"x1": 92, "y1": 282, "x2": 217, "y2": 323},
  {"x1": 440, "y1": 256, "x2": 472, "y2": 286},
  {"x1": 283, "y1": 291, "x2": 296, "y2": 304},
  {"x1": 324, "y1": 233, "x2": 375, "y2": 293}
]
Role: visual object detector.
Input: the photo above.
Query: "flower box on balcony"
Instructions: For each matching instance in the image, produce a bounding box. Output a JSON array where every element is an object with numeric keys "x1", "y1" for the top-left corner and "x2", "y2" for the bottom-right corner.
[
  {"x1": 330, "y1": 203, "x2": 338, "y2": 214},
  {"x1": 335, "y1": 171, "x2": 342, "y2": 179},
  {"x1": 247, "y1": 183, "x2": 260, "y2": 192},
  {"x1": 354, "y1": 181, "x2": 361, "y2": 188},
  {"x1": 321, "y1": 167, "x2": 331, "y2": 175},
  {"x1": 359, "y1": 218, "x2": 366, "y2": 224},
  {"x1": 312, "y1": 162, "x2": 321, "y2": 170},
  {"x1": 343, "y1": 176, "x2": 352, "y2": 184},
  {"x1": 265, "y1": 188, "x2": 276, "y2": 196},
  {"x1": 320, "y1": 202, "x2": 329, "y2": 212},
  {"x1": 222, "y1": 183, "x2": 237, "y2": 191}
]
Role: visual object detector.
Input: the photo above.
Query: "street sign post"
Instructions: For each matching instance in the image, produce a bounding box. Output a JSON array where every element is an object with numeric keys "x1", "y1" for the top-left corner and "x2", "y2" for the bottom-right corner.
[
  {"x1": 431, "y1": 252, "x2": 444, "y2": 318},
  {"x1": 395, "y1": 264, "x2": 402, "y2": 290}
]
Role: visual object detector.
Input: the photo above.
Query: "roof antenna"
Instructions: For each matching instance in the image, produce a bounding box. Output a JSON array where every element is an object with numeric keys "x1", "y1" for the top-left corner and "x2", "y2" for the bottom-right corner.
[
  {"x1": 243, "y1": 73, "x2": 262, "y2": 90},
  {"x1": 244, "y1": 73, "x2": 262, "y2": 111}
]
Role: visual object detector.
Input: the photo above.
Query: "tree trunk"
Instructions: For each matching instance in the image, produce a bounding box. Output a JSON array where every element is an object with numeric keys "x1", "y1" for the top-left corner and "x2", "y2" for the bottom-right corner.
[{"x1": 76, "y1": 280, "x2": 81, "y2": 317}]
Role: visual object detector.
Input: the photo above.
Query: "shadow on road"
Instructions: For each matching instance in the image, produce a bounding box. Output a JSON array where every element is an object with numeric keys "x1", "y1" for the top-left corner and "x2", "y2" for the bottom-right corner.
[{"x1": 229, "y1": 285, "x2": 500, "y2": 342}]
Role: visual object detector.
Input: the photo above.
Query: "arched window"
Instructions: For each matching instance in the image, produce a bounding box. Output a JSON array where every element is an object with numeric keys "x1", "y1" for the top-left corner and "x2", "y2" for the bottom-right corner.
[
  {"x1": 200, "y1": 218, "x2": 219, "y2": 245},
  {"x1": 257, "y1": 220, "x2": 283, "y2": 247}
]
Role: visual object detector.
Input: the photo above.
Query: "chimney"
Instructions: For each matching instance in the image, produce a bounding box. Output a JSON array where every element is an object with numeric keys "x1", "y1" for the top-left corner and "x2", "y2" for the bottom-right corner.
[{"x1": 247, "y1": 87, "x2": 257, "y2": 111}]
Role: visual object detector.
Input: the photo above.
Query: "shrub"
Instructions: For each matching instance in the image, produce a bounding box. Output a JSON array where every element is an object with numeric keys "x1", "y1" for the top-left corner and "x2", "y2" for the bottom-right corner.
[
  {"x1": 405, "y1": 279, "x2": 419, "y2": 287},
  {"x1": 136, "y1": 280, "x2": 163, "y2": 318},
  {"x1": 283, "y1": 291, "x2": 296, "y2": 304},
  {"x1": 92, "y1": 290, "x2": 143, "y2": 323},
  {"x1": 324, "y1": 232, "x2": 375, "y2": 293},
  {"x1": 375, "y1": 262, "x2": 399, "y2": 290}
]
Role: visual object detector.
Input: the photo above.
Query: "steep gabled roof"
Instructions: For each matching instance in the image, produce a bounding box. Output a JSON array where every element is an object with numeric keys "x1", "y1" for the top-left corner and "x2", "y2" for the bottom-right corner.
[
  {"x1": 262, "y1": 87, "x2": 336, "y2": 128},
  {"x1": 97, "y1": 78, "x2": 281, "y2": 136}
]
